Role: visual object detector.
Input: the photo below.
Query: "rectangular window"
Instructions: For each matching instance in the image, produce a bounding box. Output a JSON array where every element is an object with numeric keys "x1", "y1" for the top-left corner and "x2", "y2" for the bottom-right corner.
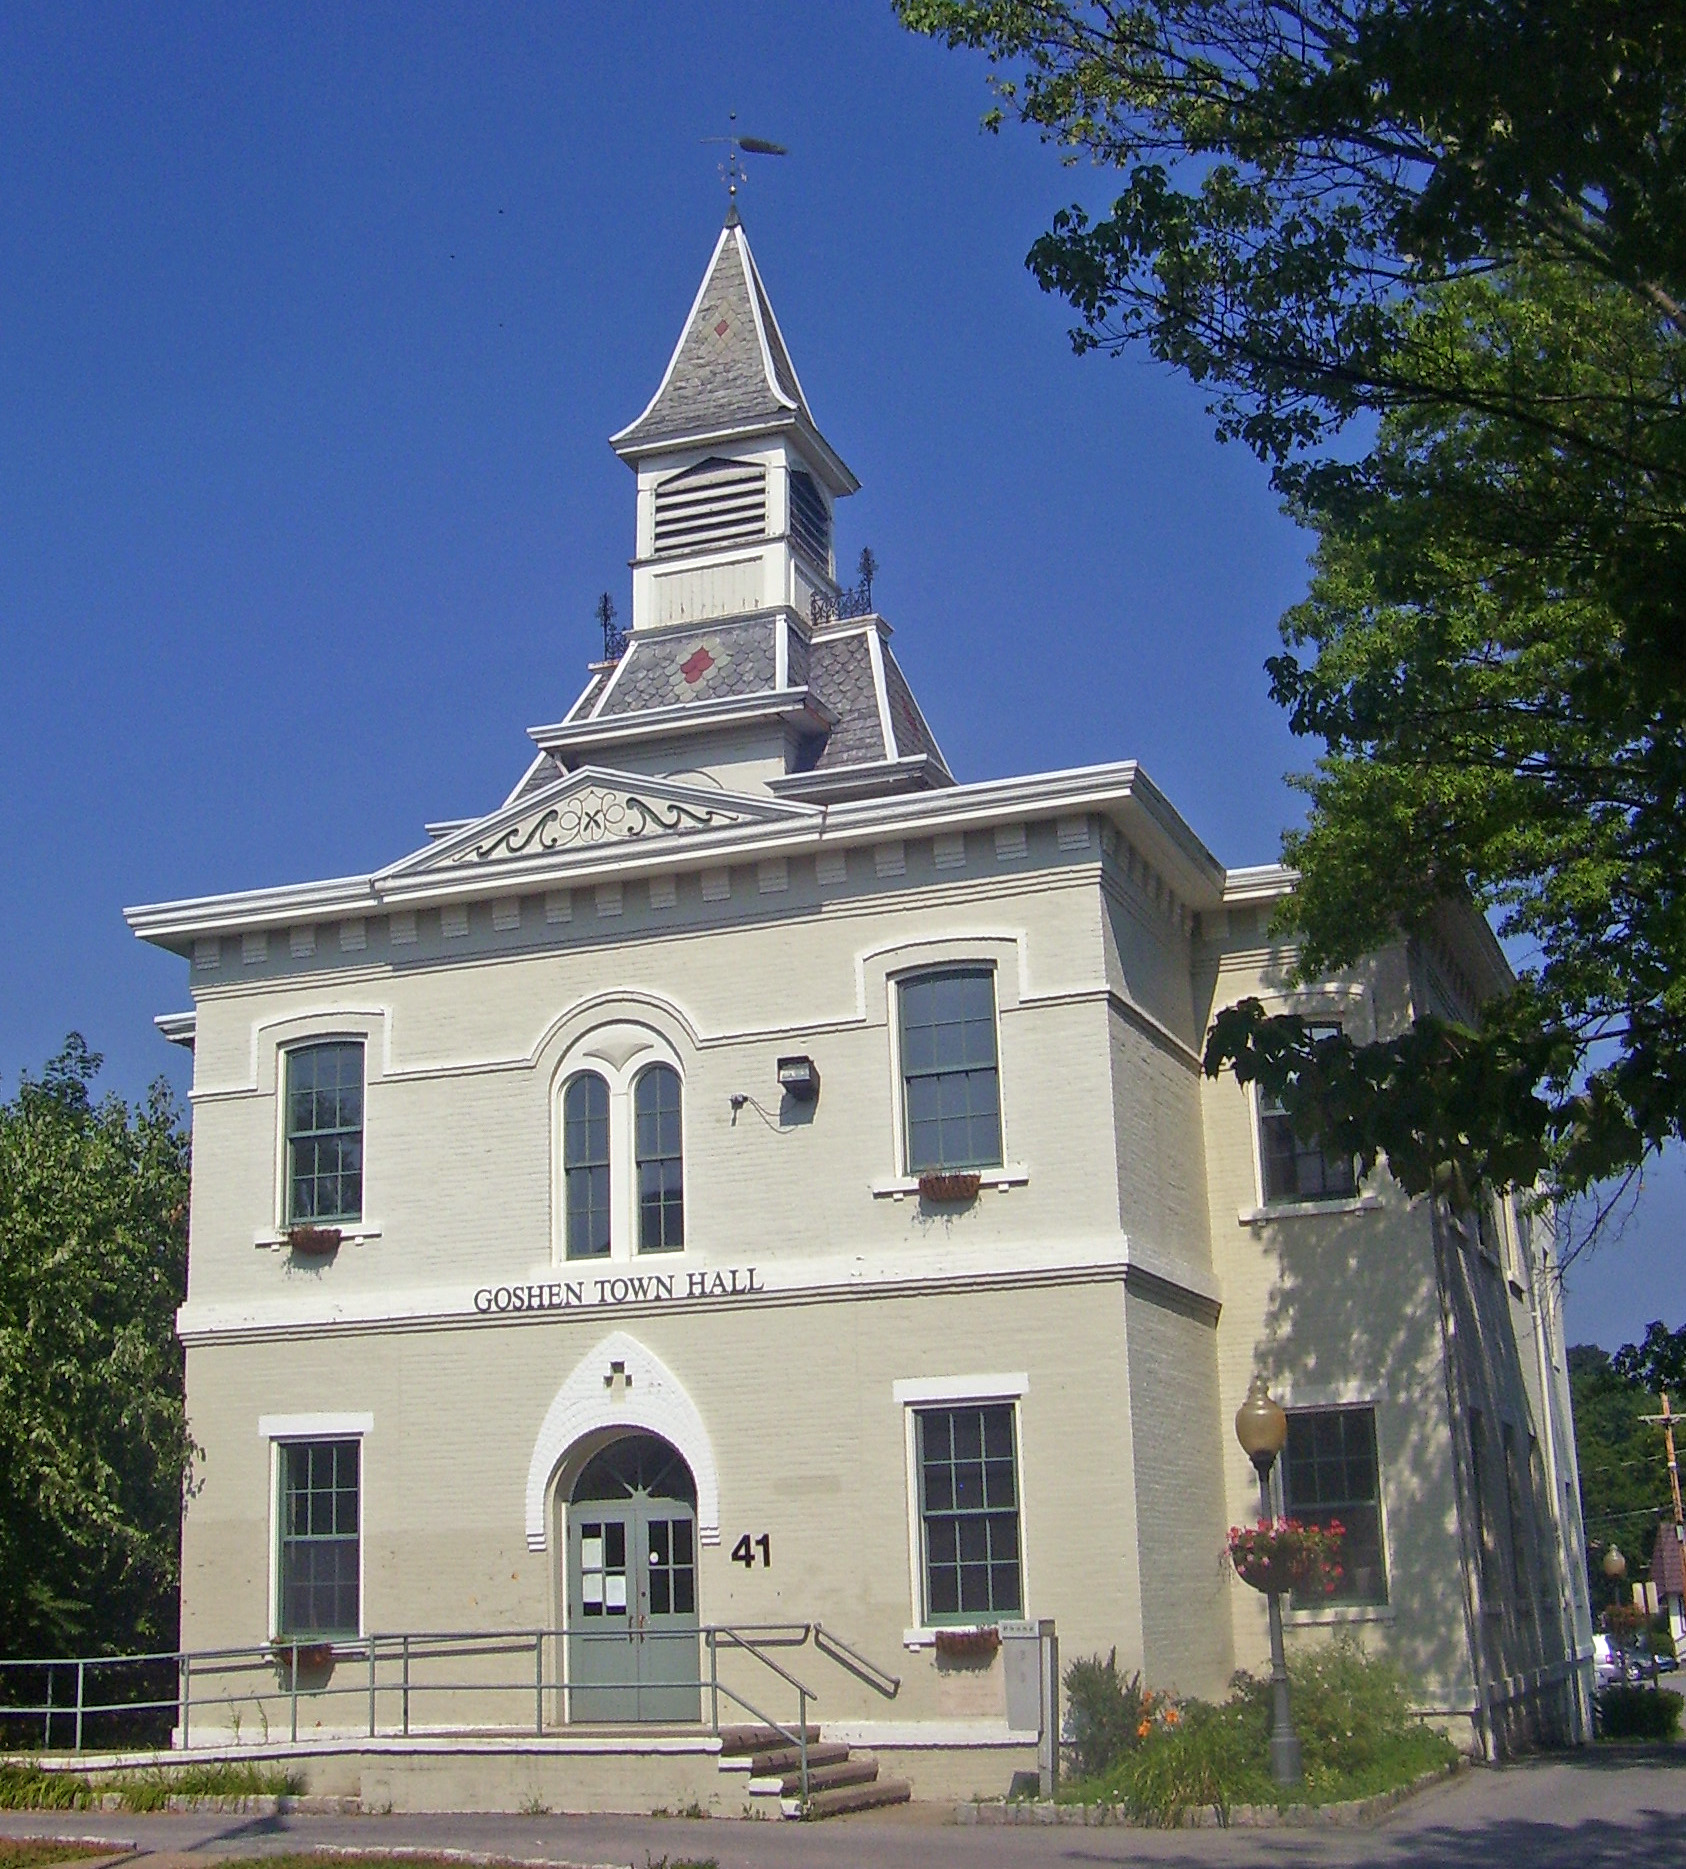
[
  {"x1": 285, "y1": 1041, "x2": 364, "y2": 1224},
  {"x1": 916, "y1": 1404, "x2": 1022, "y2": 1623},
  {"x1": 278, "y1": 1440, "x2": 360, "y2": 1638},
  {"x1": 1503, "y1": 1424, "x2": 1531, "y2": 1603},
  {"x1": 1257, "y1": 1023, "x2": 1356, "y2": 1204},
  {"x1": 1284, "y1": 1407, "x2": 1387, "y2": 1608},
  {"x1": 900, "y1": 970, "x2": 1003, "y2": 1173},
  {"x1": 1467, "y1": 1408, "x2": 1497, "y2": 1596}
]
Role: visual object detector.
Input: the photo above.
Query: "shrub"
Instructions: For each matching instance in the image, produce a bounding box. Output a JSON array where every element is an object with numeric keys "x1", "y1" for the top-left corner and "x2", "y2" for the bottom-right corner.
[
  {"x1": 1597, "y1": 1686, "x2": 1683, "y2": 1741},
  {"x1": 1117, "y1": 1702, "x2": 1257, "y2": 1826},
  {"x1": 1065, "y1": 1637, "x2": 1457, "y2": 1821},
  {"x1": 1063, "y1": 1649, "x2": 1149, "y2": 1780}
]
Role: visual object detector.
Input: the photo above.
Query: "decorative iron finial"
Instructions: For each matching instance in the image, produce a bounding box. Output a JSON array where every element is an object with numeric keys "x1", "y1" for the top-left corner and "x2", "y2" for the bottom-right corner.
[
  {"x1": 857, "y1": 547, "x2": 878, "y2": 607},
  {"x1": 703, "y1": 111, "x2": 787, "y2": 216},
  {"x1": 596, "y1": 591, "x2": 628, "y2": 663}
]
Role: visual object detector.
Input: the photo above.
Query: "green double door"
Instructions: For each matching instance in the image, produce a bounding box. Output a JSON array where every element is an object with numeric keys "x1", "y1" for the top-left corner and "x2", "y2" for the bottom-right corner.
[{"x1": 566, "y1": 1436, "x2": 700, "y2": 1722}]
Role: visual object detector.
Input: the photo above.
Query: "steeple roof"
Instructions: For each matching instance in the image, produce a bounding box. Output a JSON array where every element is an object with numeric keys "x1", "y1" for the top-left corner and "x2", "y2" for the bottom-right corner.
[{"x1": 612, "y1": 217, "x2": 857, "y2": 492}]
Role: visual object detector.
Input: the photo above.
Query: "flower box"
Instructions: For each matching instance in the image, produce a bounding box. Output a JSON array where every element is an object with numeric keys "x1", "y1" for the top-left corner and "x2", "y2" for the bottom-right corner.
[
  {"x1": 271, "y1": 1640, "x2": 335, "y2": 1672},
  {"x1": 1227, "y1": 1519, "x2": 1345, "y2": 1597},
  {"x1": 919, "y1": 1171, "x2": 981, "y2": 1204},
  {"x1": 934, "y1": 1626, "x2": 1001, "y2": 1661},
  {"x1": 287, "y1": 1225, "x2": 342, "y2": 1256}
]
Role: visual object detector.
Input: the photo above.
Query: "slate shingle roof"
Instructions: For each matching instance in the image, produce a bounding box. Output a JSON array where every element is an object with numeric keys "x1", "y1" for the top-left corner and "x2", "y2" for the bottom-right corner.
[
  {"x1": 613, "y1": 222, "x2": 809, "y2": 454},
  {"x1": 809, "y1": 631, "x2": 888, "y2": 768},
  {"x1": 597, "y1": 617, "x2": 779, "y2": 716},
  {"x1": 882, "y1": 648, "x2": 952, "y2": 777}
]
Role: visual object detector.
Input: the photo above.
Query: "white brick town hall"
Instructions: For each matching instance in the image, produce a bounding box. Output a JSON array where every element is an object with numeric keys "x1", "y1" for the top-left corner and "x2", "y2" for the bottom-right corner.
[{"x1": 127, "y1": 211, "x2": 1593, "y2": 1807}]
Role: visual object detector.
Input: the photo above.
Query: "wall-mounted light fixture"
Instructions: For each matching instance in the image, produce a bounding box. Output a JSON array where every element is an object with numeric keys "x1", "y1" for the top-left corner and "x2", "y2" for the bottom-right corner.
[{"x1": 777, "y1": 1055, "x2": 820, "y2": 1102}]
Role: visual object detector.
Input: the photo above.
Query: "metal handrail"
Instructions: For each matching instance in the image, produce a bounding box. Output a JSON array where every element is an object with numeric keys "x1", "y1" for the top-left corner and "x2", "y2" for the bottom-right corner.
[
  {"x1": 0, "y1": 1621, "x2": 829, "y2": 1804},
  {"x1": 813, "y1": 1622, "x2": 901, "y2": 1700}
]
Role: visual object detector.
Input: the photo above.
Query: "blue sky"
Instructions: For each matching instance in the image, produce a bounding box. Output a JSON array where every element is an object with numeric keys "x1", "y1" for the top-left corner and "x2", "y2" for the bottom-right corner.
[{"x1": 1, "y1": 2, "x2": 1676, "y2": 1348}]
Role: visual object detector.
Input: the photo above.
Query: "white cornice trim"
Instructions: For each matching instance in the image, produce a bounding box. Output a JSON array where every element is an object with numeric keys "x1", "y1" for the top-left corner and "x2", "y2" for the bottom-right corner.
[
  {"x1": 125, "y1": 759, "x2": 1234, "y2": 945},
  {"x1": 1223, "y1": 863, "x2": 1297, "y2": 904},
  {"x1": 154, "y1": 1011, "x2": 196, "y2": 1049},
  {"x1": 531, "y1": 688, "x2": 835, "y2": 754}
]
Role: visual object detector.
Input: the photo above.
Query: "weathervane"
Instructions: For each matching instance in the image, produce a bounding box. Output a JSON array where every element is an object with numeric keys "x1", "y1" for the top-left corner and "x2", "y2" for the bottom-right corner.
[{"x1": 702, "y1": 111, "x2": 787, "y2": 212}]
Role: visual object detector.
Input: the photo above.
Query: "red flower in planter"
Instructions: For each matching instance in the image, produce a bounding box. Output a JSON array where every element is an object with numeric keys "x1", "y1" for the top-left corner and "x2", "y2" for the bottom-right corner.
[
  {"x1": 287, "y1": 1225, "x2": 342, "y2": 1256},
  {"x1": 934, "y1": 1626, "x2": 1002, "y2": 1660},
  {"x1": 1226, "y1": 1519, "x2": 1345, "y2": 1597}
]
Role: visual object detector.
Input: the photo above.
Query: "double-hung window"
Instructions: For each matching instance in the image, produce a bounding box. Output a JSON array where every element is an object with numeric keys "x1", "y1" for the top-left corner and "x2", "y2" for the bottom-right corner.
[
  {"x1": 1283, "y1": 1406, "x2": 1388, "y2": 1608},
  {"x1": 1257, "y1": 1022, "x2": 1355, "y2": 1204},
  {"x1": 564, "y1": 1073, "x2": 611, "y2": 1259},
  {"x1": 278, "y1": 1440, "x2": 361, "y2": 1638},
  {"x1": 635, "y1": 1064, "x2": 684, "y2": 1252},
  {"x1": 915, "y1": 1404, "x2": 1023, "y2": 1623},
  {"x1": 285, "y1": 1041, "x2": 364, "y2": 1224},
  {"x1": 900, "y1": 970, "x2": 1003, "y2": 1173}
]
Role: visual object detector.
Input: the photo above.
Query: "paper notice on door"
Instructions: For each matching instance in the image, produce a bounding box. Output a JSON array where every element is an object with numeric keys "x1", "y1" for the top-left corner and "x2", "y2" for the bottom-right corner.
[
  {"x1": 582, "y1": 1574, "x2": 603, "y2": 1607},
  {"x1": 606, "y1": 1574, "x2": 627, "y2": 1611},
  {"x1": 582, "y1": 1535, "x2": 603, "y2": 1570}
]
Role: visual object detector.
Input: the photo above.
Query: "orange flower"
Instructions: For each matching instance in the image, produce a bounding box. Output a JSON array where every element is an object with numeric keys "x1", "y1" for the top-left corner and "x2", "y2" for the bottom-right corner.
[
  {"x1": 1137, "y1": 1719, "x2": 1151, "y2": 1737},
  {"x1": 1164, "y1": 1707, "x2": 1180, "y2": 1725}
]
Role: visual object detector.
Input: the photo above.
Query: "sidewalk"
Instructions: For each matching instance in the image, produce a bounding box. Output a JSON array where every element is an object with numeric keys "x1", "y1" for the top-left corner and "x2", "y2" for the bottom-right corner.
[{"x1": 2, "y1": 1751, "x2": 1684, "y2": 1869}]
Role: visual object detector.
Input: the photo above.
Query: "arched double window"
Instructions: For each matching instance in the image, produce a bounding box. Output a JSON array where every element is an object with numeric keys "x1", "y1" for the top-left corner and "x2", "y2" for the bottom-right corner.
[{"x1": 562, "y1": 1057, "x2": 684, "y2": 1260}]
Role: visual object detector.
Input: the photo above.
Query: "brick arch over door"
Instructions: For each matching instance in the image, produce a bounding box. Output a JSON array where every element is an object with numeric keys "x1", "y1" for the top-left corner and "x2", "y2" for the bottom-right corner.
[{"x1": 524, "y1": 1330, "x2": 719, "y2": 1550}]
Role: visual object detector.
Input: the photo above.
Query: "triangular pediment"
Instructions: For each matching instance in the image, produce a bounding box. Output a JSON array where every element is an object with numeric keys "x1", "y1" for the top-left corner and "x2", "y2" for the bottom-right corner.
[{"x1": 377, "y1": 768, "x2": 816, "y2": 880}]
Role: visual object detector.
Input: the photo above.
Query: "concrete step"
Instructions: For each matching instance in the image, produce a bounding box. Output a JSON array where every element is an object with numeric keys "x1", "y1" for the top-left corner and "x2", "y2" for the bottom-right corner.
[
  {"x1": 789, "y1": 1775, "x2": 914, "y2": 1820},
  {"x1": 745, "y1": 1741, "x2": 853, "y2": 1778},
  {"x1": 753, "y1": 1753, "x2": 882, "y2": 1798},
  {"x1": 717, "y1": 1723, "x2": 821, "y2": 1757}
]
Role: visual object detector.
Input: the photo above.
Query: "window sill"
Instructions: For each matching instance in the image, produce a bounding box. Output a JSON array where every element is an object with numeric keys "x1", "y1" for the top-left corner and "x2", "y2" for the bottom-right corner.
[
  {"x1": 1238, "y1": 1193, "x2": 1381, "y2": 1225},
  {"x1": 255, "y1": 1223, "x2": 383, "y2": 1250},
  {"x1": 1283, "y1": 1603, "x2": 1394, "y2": 1627},
  {"x1": 874, "y1": 1165, "x2": 1029, "y2": 1200}
]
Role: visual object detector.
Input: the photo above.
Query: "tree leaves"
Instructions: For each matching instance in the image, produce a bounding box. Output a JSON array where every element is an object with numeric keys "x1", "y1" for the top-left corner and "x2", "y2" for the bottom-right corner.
[
  {"x1": 904, "y1": 3, "x2": 1686, "y2": 1199},
  {"x1": 0, "y1": 1038, "x2": 194, "y2": 1657}
]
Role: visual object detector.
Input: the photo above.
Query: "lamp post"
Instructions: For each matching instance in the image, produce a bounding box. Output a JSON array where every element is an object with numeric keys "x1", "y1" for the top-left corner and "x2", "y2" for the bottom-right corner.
[
  {"x1": 1603, "y1": 1545, "x2": 1630, "y2": 1683},
  {"x1": 1236, "y1": 1375, "x2": 1302, "y2": 1785}
]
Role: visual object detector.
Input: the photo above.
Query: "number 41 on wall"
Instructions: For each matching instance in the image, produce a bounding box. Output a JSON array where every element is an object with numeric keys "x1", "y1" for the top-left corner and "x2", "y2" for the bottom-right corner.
[{"x1": 731, "y1": 1533, "x2": 772, "y2": 1568}]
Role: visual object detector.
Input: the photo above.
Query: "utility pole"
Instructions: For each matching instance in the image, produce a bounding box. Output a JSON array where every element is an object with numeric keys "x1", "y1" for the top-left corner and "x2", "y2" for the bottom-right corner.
[
  {"x1": 1639, "y1": 1393, "x2": 1686, "y2": 1653},
  {"x1": 1638, "y1": 1392, "x2": 1686, "y2": 1542}
]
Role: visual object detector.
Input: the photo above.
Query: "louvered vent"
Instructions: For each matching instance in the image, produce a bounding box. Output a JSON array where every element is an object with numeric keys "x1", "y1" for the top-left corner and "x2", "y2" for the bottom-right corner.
[
  {"x1": 653, "y1": 457, "x2": 767, "y2": 558},
  {"x1": 789, "y1": 470, "x2": 832, "y2": 572}
]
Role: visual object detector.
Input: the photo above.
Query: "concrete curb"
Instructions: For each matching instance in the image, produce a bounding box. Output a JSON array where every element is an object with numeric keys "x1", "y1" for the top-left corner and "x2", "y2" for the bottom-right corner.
[
  {"x1": 5, "y1": 1795, "x2": 362, "y2": 1816},
  {"x1": 955, "y1": 1763, "x2": 1457, "y2": 1828}
]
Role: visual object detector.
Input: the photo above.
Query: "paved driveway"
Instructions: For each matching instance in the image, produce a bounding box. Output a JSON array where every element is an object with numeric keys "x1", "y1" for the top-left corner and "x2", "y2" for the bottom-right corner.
[{"x1": 2, "y1": 1753, "x2": 1683, "y2": 1869}]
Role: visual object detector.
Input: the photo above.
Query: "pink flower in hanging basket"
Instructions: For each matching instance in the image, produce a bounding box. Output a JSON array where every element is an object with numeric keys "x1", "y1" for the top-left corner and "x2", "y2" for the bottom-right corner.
[{"x1": 1226, "y1": 1519, "x2": 1345, "y2": 1597}]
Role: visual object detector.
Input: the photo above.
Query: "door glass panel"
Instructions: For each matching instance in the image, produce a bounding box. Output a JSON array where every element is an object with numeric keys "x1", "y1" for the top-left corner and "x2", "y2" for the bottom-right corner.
[
  {"x1": 644, "y1": 1515, "x2": 695, "y2": 1619},
  {"x1": 578, "y1": 1518, "x2": 627, "y2": 1618}
]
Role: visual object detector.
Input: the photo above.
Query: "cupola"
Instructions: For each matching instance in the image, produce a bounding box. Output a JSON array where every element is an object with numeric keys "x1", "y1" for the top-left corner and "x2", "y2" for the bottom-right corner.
[{"x1": 610, "y1": 212, "x2": 858, "y2": 634}]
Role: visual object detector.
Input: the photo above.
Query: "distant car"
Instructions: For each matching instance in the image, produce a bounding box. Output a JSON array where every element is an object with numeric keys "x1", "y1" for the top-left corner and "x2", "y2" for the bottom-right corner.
[{"x1": 1594, "y1": 1633, "x2": 1679, "y2": 1685}]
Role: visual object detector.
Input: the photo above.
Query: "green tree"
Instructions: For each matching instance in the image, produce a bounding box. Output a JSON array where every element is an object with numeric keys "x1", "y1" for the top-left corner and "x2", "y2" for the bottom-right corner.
[
  {"x1": 1614, "y1": 1321, "x2": 1686, "y2": 1399},
  {"x1": 900, "y1": 1, "x2": 1686, "y2": 1198},
  {"x1": 1569, "y1": 1343, "x2": 1671, "y2": 1604},
  {"x1": 0, "y1": 1037, "x2": 194, "y2": 1658}
]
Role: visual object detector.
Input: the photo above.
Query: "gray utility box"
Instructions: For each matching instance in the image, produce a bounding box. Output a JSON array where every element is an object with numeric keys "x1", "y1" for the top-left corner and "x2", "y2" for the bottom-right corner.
[{"x1": 1001, "y1": 1622, "x2": 1042, "y2": 1734}]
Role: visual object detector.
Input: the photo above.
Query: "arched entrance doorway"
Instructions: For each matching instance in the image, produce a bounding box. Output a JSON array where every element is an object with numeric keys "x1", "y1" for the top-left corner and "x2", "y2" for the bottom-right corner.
[{"x1": 566, "y1": 1432, "x2": 700, "y2": 1722}]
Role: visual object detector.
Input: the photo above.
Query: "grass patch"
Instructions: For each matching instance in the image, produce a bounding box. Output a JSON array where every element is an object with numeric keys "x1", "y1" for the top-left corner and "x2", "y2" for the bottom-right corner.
[
  {"x1": 0, "y1": 1758, "x2": 303, "y2": 1812},
  {"x1": 0, "y1": 1846, "x2": 118, "y2": 1869},
  {"x1": 1060, "y1": 1636, "x2": 1458, "y2": 1826}
]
